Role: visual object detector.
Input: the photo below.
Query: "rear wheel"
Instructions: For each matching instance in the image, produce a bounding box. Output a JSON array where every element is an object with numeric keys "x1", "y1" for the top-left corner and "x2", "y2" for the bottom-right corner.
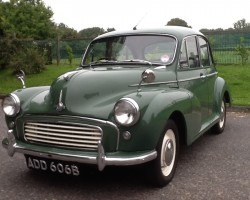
[
  {"x1": 212, "y1": 98, "x2": 226, "y2": 134},
  {"x1": 148, "y1": 120, "x2": 179, "y2": 187}
]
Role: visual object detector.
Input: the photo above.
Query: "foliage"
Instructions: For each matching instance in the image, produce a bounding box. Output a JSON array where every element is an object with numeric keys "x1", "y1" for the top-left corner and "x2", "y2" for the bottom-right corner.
[
  {"x1": 78, "y1": 27, "x2": 115, "y2": 39},
  {"x1": 233, "y1": 19, "x2": 250, "y2": 30},
  {"x1": 0, "y1": 0, "x2": 56, "y2": 39},
  {"x1": 235, "y1": 37, "x2": 249, "y2": 65},
  {"x1": 57, "y1": 23, "x2": 77, "y2": 39},
  {"x1": 9, "y1": 41, "x2": 46, "y2": 74},
  {"x1": 166, "y1": 18, "x2": 191, "y2": 28},
  {"x1": 0, "y1": 36, "x2": 47, "y2": 73},
  {"x1": 78, "y1": 27, "x2": 105, "y2": 39},
  {"x1": 65, "y1": 45, "x2": 74, "y2": 65},
  {"x1": 200, "y1": 18, "x2": 250, "y2": 32},
  {"x1": 0, "y1": 36, "x2": 18, "y2": 70}
]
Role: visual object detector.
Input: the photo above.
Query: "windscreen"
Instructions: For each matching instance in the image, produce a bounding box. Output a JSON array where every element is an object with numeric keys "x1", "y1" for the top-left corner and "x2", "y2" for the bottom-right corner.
[{"x1": 83, "y1": 35, "x2": 177, "y2": 65}]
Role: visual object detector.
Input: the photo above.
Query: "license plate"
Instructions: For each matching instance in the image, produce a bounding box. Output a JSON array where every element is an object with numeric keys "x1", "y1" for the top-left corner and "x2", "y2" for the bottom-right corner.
[{"x1": 26, "y1": 156, "x2": 80, "y2": 176}]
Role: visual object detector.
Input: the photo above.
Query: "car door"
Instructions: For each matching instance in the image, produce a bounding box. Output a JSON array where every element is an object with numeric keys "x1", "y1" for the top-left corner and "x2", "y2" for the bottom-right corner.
[
  {"x1": 197, "y1": 36, "x2": 218, "y2": 120},
  {"x1": 177, "y1": 35, "x2": 209, "y2": 135}
]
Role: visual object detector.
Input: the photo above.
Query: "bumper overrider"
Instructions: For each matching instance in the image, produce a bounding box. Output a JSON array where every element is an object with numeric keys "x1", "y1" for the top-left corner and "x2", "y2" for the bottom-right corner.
[{"x1": 2, "y1": 129, "x2": 157, "y2": 171}]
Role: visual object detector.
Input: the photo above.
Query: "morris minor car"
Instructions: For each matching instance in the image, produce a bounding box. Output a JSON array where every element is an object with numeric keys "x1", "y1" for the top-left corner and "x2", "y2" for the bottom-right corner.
[{"x1": 2, "y1": 26, "x2": 231, "y2": 187}]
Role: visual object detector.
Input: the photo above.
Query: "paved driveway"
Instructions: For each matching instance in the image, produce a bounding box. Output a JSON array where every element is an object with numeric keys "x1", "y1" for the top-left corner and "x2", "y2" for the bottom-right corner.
[{"x1": 0, "y1": 105, "x2": 249, "y2": 200}]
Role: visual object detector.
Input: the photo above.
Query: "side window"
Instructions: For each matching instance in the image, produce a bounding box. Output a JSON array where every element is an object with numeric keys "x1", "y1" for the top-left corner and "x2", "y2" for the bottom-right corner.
[
  {"x1": 186, "y1": 36, "x2": 199, "y2": 68},
  {"x1": 198, "y1": 37, "x2": 211, "y2": 66},
  {"x1": 180, "y1": 40, "x2": 189, "y2": 68}
]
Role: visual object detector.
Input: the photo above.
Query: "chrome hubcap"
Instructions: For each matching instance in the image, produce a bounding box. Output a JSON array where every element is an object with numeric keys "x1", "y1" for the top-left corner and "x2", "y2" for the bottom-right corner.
[
  {"x1": 165, "y1": 139, "x2": 174, "y2": 166},
  {"x1": 161, "y1": 129, "x2": 176, "y2": 176},
  {"x1": 219, "y1": 101, "x2": 225, "y2": 128}
]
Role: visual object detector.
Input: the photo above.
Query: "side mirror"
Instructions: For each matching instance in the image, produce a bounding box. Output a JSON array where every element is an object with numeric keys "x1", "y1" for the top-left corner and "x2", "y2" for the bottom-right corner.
[
  {"x1": 138, "y1": 69, "x2": 155, "y2": 92},
  {"x1": 16, "y1": 70, "x2": 26, "y2": 89},
  {"x1": 141, "y1": 69, "x2": 155, "y2": 83}
]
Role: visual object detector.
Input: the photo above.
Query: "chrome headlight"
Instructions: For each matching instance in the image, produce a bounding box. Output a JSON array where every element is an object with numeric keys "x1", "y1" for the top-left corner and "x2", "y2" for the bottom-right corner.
[
  {"x1": 2, "y1": 94, "x2": 20, "y2": 117},
  {"x1": 114, "y1": 98, "x2": 140, "y2": 127}
]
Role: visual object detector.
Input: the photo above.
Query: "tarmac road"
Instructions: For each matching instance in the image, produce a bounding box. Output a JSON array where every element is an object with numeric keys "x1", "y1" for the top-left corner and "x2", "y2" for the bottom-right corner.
[{"x1": 0, "y1": 107, "x2": 250, "y2": 200}]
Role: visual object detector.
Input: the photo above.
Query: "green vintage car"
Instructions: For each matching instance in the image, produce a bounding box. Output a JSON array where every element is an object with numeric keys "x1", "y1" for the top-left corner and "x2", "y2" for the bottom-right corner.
[{"x1": 2, "y1": 26, "x2": 231, "y2": 187}]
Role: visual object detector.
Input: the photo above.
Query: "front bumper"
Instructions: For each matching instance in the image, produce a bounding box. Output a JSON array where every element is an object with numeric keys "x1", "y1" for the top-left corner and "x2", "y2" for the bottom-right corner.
[{"x1": 2, "y1": 130, "x2": 157, "y2": 171}]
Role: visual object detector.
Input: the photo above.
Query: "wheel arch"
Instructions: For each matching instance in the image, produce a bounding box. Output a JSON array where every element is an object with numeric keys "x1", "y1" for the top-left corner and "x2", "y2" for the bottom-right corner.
[
  {"x1": 215, "y1": 76, "x2": 231, "y2": 108},
  {"x1": 223, "y1": 90, "x2": 231, "y2": 106},
  {"x1": 168, "y1": 111, "x2": 187, "y2": 146}
]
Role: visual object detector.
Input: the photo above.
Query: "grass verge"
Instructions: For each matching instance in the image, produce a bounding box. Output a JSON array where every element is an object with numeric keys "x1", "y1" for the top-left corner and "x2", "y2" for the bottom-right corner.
[
  {"x1": 0, "y1": 64, "x2": 76, "y2": 95},
  {"x1": 216, "y1": 65, "x2": 250, "y2": 106}
]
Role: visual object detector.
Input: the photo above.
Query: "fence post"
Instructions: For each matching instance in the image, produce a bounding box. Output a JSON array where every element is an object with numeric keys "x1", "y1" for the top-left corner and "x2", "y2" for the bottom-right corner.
[{"x1": 56, "y1": 35, "x2": 60, "y2": 65}]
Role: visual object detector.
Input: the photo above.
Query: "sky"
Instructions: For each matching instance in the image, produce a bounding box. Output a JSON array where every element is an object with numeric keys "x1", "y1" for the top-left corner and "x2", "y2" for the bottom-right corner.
[{"x1": 43, "y1": 0, "x2": 249, "y2": 32}]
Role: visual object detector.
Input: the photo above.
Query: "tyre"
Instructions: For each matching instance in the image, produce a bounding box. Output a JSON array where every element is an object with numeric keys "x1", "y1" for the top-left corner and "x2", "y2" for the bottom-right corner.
[
  {"x1": 212, "y1": 98, "x2": 226, "y2": 134},
  {"x1": 147, "y1": 120, "x2": 179, "y2": 187}
]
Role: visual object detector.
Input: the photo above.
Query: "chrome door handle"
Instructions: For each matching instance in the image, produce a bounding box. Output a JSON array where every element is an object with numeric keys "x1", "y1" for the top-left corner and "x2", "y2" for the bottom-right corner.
[{"x1": 200, "y1": 73, "x2": 206, "y2": 79}]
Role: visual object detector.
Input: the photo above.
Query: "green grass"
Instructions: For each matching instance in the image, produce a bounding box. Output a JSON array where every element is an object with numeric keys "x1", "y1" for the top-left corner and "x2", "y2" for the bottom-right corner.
[
  {"x1": 0, "y1": 64, "x2": 250, "y2": 106},
  {"x1": 216, "y1": 64, "x2": 250, "y2": 106},
  {"x1": 0, "y1": 64, "x2": 77, "y2": 95}
]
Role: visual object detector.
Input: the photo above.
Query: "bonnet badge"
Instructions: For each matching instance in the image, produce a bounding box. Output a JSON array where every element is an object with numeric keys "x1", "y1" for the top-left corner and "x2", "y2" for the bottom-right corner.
[{"x1": 56, "y1": 90, "x2": 65, "y2": 111}]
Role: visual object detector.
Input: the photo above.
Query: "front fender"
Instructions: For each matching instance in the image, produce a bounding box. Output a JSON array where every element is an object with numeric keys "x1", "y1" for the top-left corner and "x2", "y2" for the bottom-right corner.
[
  {"x1": 10, "y1": 86, "x2": 50, "y2": 116},
  {"x1": 118, "y1": 88, "x2": 194, "y2": 151}
]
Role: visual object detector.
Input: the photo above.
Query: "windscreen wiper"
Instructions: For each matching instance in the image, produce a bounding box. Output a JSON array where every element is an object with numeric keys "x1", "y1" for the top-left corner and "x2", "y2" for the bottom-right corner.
[
  {"x1": 120, "y1": 59, "x2": 152, "y2": 66},
  {"x1": 88, "y1": 59, "x2": 118, "y2": 68}
]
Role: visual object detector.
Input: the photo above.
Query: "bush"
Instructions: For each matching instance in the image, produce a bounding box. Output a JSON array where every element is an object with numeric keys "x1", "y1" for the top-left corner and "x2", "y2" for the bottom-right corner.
[
  {"x1": 0, "y1": 37, "x2": 46, "y2": 74},
  {"x1": 10, "y1": 43, "x2": 46, "y2": 74},
  {"x1": 235, "y1": 37, "x2": 249, "y2": 65},
  {"x1": 66, "y1": 45, "x2": 74, "y2": 65},
  {"x1": 0, "y1": 37, "x2": 19, "y2": 70}
]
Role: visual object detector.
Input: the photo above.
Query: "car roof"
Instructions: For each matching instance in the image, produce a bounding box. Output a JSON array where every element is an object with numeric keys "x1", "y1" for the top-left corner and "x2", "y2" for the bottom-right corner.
[{"x1": 95, "y1": 26, "x2": 204, "y2": 40}]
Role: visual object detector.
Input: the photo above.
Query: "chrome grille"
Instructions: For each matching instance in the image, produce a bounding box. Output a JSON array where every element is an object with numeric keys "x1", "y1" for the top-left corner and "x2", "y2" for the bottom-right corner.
[{"x1": 24, "y1": 122, "x2": 102, "y2": 150}]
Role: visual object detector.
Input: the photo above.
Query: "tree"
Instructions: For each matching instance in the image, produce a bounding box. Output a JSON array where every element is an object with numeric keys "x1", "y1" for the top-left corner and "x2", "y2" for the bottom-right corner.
[
  {"x1": 78, "y1": 27, "x2": 116, "y2": 39},
  {"x1": 166, "y1": 18, "x2": 191, "y2": 28},
  {"x1": 0, "y1": 0, "x2": 56, "y2": 72},
  {"x1": 235, "y1": 37, "x2": 249, "y2": 65},
  {"x1": 106, "y1": 27, "x2": 115, "y2": 33},
  {"x1": 233, "y1": 18, "x2": 250, "y2": 30},
  {"x1": 57, "y1": 23, "x2": 77, "y2": 39},
  {"x1": 78, "y1": 27, "x2": 105, "y2": 39},
  {"x1": 0, "y1": 0, "x2": 56, "y2": 39}
]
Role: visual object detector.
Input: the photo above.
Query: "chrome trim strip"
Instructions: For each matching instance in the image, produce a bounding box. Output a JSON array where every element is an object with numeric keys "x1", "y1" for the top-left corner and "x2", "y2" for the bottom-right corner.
[
  {"x1": 129, "y1": 80, "x2": 178, "y2": 87},
  {"x1": 2, "y1": 134, "x2": 157, "y2": 171},
  {"x1": 206, "y1": 72, "x2": 218, "y2": 77},
  {"x1": 130, "y1": 72, "x2": 217, "y2": 87},
  {"x1": 178, "y1": 72, "x2": 218, "y2": 83},
  {"x1": 178, "y1": 76, "x2": 201, "y2": 82}
]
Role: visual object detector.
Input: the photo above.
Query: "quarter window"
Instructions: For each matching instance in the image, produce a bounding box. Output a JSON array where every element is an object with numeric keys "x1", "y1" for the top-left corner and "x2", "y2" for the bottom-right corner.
[{"x1": 198, "y1": 37, "x2": 211, "y2": 66}]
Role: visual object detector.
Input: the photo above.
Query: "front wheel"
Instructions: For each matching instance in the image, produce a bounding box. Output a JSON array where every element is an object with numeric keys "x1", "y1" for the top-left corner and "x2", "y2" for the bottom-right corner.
[{"x1": 147, "y1": 120, "x2": 179, "y2": 187}]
